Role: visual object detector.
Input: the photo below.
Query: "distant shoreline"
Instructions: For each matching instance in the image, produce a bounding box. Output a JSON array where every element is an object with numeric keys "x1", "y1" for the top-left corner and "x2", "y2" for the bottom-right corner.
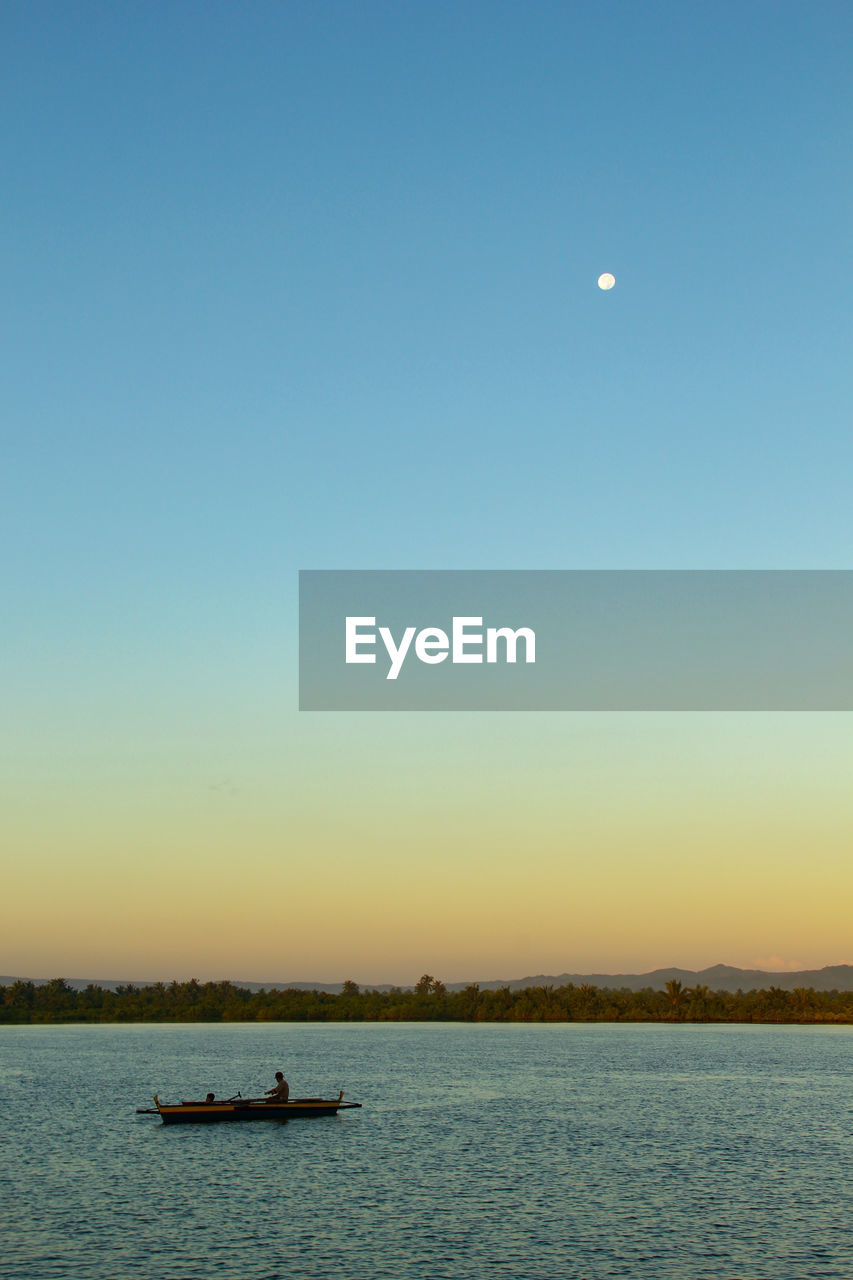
[{"x1": 4, "y1": 976, "x2": 853, "y2": 1025}]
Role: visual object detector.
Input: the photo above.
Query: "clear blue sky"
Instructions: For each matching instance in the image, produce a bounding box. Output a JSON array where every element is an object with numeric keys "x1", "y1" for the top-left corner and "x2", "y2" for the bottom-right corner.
[{"x1": 3, "y1": 3, "x2": 852, "y2": 981}]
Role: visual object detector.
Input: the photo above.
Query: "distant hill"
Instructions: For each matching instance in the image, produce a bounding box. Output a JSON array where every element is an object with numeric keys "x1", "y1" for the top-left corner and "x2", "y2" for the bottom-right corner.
[
  {"x1": 3, "y1": 963, "x2": 852, "y2": 995},
  {"x1": 455, "y1": 964, "x2": 853, "y2": 994}
]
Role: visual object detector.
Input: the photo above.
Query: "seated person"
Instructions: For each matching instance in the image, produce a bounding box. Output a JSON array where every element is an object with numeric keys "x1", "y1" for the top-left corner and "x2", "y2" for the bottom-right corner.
[{"x1": 265, "y1": 1071, "x2": 289, "y2": 1102}]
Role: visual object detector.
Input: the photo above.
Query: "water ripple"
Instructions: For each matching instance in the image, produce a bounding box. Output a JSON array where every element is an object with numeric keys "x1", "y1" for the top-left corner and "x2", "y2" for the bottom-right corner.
[{"x1": 2, "y1": 1022, "x2": 852, "y2": 1278}]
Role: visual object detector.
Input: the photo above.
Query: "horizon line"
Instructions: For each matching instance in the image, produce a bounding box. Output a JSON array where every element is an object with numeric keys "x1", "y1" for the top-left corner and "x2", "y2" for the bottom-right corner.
[{"x1": 3, "y1": 960, "x2": 851, "y2": 990}]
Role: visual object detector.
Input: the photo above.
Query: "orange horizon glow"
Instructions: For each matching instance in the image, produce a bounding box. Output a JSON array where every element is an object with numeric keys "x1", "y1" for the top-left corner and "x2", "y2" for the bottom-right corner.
[{"x1": 4, "y1": 713, "x2": 852, "y2": 989}]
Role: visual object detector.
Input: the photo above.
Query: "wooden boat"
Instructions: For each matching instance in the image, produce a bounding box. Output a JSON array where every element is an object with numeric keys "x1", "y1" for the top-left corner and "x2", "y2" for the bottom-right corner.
[{"x1": 139, "y1": 1091, "x2": 361, "y2": 1124}]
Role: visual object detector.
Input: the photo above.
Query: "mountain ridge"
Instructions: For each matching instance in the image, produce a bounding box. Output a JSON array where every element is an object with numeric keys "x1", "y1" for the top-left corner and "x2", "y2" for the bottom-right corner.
[{"x1": 3, "y1": 963, "x2": 852, "y2": 994}]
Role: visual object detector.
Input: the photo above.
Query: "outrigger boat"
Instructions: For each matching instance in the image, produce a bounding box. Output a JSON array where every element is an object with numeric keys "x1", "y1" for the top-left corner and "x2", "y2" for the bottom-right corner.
[{"x1": 137, "y1": 1091, "x2": 362, "y2": 1124}]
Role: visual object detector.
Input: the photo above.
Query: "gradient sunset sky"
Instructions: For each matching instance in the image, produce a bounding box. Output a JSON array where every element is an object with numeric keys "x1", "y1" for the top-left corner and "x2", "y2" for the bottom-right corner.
[{"x1": 3, "y1": 2, "x2": 852, "y2": 985}]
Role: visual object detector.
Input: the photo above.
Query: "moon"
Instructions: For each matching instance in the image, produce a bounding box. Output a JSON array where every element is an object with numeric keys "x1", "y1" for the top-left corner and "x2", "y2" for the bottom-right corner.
[{"x1": 597, "y1": 272, "x2": 616, "y2": 290}]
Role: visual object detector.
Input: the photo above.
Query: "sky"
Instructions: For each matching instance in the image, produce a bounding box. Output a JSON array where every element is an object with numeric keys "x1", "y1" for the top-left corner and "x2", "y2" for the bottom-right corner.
[{"x1": 2, "y1": 1, "x2": 852, "y2": 985}]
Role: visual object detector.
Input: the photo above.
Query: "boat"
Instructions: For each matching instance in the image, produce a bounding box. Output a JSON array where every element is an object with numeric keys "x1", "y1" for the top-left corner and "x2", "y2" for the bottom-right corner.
[{"x1": 138, "y1": 1091, "x2": 361, "y2": 1124}]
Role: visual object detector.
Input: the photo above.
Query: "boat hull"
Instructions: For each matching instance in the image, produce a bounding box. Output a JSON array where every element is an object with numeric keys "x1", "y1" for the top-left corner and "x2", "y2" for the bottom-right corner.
[{"x1": 153, "y1": 1095, "x2": 360, "y2": 1124}]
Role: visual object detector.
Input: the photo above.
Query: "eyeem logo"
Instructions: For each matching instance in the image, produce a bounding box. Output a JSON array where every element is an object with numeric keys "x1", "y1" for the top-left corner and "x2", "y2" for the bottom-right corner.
[
  {"x1": 301, "y1": 570, "x2": 853, "y2": 710},
  {"x1": 346, "y1": 616, "x2": 536, "y2": 680}
]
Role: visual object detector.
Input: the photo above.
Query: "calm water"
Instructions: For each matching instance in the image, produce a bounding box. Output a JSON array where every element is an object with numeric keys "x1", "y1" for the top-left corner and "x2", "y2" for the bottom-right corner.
[{"x1": 2, "y1": 1022, "x2": 852, "y2": 1279}]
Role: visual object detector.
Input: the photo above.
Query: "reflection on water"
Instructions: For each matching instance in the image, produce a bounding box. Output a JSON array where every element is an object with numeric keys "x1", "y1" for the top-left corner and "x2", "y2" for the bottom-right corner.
[{"x1": 2, "y1": 1022, "x2": 852, "y2": 1278}]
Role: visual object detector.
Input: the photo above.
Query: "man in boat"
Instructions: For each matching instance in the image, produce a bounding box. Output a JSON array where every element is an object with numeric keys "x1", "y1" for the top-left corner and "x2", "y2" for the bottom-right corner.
[{"x1": 265, "y1": 1071, "x2": 289, "y2": 1103}]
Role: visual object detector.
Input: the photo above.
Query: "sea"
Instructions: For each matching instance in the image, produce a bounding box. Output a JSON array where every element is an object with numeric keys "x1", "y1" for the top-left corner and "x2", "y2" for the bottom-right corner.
[{"x1": 2, "y1": 1021, "x2": 852, "y2": 1279}]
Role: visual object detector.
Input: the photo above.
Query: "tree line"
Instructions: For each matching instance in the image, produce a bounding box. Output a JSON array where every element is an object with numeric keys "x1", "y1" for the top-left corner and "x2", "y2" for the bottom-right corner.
[{"x1": 3, "y1": 974, "x2": 853, "y2": 1024}]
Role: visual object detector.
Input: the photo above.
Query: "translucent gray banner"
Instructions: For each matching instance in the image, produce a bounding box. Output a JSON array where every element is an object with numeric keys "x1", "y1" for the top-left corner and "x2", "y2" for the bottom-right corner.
[{"x1": 298, "y1": 571, "x2": 853, "y2": 710}]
